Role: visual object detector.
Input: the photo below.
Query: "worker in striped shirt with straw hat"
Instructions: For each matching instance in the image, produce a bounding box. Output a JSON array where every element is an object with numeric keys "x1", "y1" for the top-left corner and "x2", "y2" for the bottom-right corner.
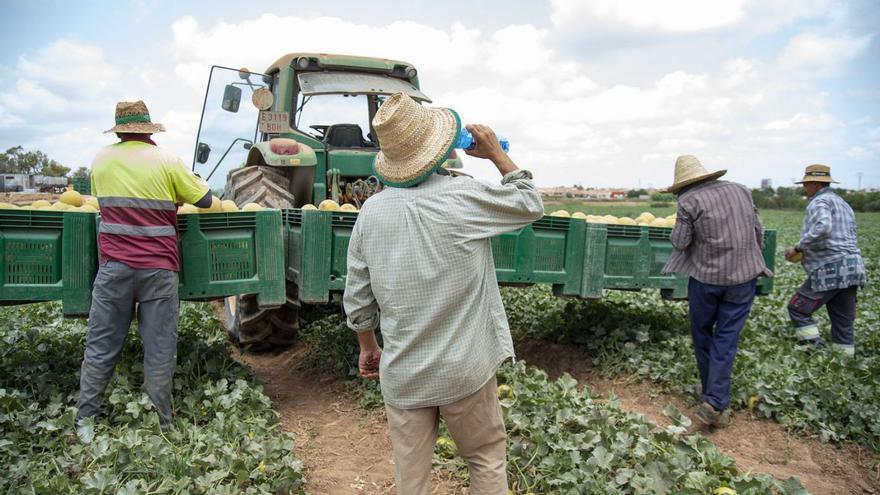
[
  {"x1": 785, "y1": 164, "x2": 867, "y2": 356},
  {"x1": 662, "y1": 155, "x2": 771, "y2": 429}
]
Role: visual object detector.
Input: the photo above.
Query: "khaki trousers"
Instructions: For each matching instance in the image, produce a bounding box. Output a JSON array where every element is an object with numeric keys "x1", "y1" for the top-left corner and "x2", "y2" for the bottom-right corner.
[{"x1": 385, "y1": 376, "x2": 508, "y2": 495}]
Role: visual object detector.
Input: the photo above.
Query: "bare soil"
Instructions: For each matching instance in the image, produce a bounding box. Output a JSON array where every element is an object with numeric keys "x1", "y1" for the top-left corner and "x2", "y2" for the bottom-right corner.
[
  {"x1": 514, "y1": 338, "x2": 880, "y2": 495},
  {"x1": 231, "y1": 343, "x2": 466, "y2": 495}
]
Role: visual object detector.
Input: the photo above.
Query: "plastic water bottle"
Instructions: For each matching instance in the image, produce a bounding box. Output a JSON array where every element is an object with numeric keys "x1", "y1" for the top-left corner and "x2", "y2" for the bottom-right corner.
[{"x1": 456, "y1": 127, "x2": 510, "y2": 153}]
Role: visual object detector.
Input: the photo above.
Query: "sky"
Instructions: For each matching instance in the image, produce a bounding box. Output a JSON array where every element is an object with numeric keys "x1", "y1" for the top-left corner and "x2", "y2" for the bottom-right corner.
[{"x1": 1, "y1": 0, "x2": 878, "y2": 190}]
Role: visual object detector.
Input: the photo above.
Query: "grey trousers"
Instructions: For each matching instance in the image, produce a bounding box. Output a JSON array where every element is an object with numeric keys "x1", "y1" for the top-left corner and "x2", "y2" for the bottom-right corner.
[
  {"x1": 788, "y1": 278, "x2": 857, "y2": 355},
  {"x1": 77, "y1": 261, "x2": 179, "y2": 426}
]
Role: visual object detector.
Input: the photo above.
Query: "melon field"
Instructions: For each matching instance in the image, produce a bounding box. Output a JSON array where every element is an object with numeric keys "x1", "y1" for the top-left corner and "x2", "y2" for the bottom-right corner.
[{"x1": 1, "y1": 209, "x2": 877, "y2": 494}]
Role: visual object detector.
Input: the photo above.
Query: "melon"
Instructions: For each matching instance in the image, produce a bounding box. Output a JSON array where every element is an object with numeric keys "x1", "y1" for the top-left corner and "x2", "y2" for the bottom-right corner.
[
  {"x1": 199, "y1": 196, "x2": 223, "y2": 213},
  {"x1": 241, "y1": 203, "x2": 264, "y2": 212},
  {"x1": 550, "y1": 210, "x2": 570, "y2": 218},
  {"x1": 178, "y1": 204, "x2": 198, "y2": 214},
  {"x1": 602, "y1": 215, "x2": 619, "y2": 224},
  {"x1": 649, "y1": 218, "x2": 668, "y2": 227},
  {"x1": 0, "y1": 202, "x2": 18, "y2": 209},
  {"x1": 617, "y1": 217, "x2": 637, "y2": 225},
  {"x1": 52, "y1": 201, "x2": 71, "y2": 211},
  {"x1": 81, "y1": 204, "x2": 98, "y2": 213},
  {"x1": 31, "y1": 200, "x2": 51, "y2": 208},
  {"x1": 59, "y1": 186, "x2": 83, "y2": 207},
  {"x1": 339, "y1": 203, "x2": 358, "y2": 212},
  {"x1": 221, "y1": 200, "x2": 239, "y2": 212},
  {"x1": 571, "y1": 211, "x2": 588, "y2": 220},
  {"x1": 318, "y1": 200, "x2": 341, "y2": 211},
  {"x1": 636, "y1": 212, "x2": 656, "y2": 223},
  {"x1": 85, "y1": 197, "x2": 100, "y2": 210},
  {"x1": 301, "y1": 204, "x2": 318, "y2": 211}
]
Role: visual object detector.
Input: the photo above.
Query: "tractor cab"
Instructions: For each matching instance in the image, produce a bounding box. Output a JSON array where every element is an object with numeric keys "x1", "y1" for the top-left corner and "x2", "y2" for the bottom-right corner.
[{"x1": 192, "y1": 53, "x2": 455, "y2": 209}]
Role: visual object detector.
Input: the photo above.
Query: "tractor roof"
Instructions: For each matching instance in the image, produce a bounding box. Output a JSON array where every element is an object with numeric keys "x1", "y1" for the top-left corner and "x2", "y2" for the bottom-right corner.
[{"x1": 265, "y1": 52, "x2": 415, "y2": 75}]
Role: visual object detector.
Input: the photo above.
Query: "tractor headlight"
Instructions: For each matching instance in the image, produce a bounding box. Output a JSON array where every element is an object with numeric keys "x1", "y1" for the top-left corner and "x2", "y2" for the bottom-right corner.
[
  {"x1": 405, "y1": 66, "x2": 417, "y2": 79},
  {"x1": 296, "y1": 57, "x2": 311, "y2": 70}
]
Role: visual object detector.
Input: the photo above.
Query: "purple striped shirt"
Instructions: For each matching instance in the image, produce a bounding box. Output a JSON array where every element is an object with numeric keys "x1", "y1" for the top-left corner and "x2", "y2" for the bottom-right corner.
[{"x1": 662, "y1": 180, "x2": 772, "y2": 286}]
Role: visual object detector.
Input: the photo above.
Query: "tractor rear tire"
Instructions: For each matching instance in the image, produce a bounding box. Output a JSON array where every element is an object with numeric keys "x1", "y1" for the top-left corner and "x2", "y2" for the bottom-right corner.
[
  {"x1": 223, "y1": 165, "x2": 299, "y2": 348},
  {"x1": 224, "y1": 284, "x2": 301, "y2": 349}
]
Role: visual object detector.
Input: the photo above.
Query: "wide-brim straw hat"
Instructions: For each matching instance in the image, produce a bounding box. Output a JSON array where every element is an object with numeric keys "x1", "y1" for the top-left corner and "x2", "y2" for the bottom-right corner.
[
  {"x1": 796, "y1": 164, "x2": 838, "y2": 184},
  {"x1": 103, "y1": 100, "x2": 166, "y2": 134},
  {"x1": 372, "y1": 92, "x2": 460, "y2": 188},
  {"x1": 665, "y1": 155, "x2": 727, "y2": 193}
]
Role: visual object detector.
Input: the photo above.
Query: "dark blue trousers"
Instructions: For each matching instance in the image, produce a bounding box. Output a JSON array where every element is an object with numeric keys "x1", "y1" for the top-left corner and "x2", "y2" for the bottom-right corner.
[{"x1": 687, "y1": 277, "x2": 757, "y2": 412}]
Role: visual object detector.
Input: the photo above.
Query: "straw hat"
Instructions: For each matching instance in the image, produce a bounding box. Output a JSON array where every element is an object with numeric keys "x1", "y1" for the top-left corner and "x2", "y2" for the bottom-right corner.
[
  {"x1": 103, "y1": 100, "x2": 166, "y2": 134},
  {"x1": 665, "y1": 155, "x2": 727, "y2": 193},
  {"x1": 796, "y1": 164, "x2": 837, "y2": 184},
  {"x1": 372, "y1": 92, "x2": 460, "y2": 187}
]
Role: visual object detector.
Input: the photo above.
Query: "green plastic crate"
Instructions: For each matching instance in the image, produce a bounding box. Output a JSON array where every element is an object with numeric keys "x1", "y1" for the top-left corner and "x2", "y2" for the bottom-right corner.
[
  {"x1": 283, "y1": 209, "x2": 355, "y2": 304},
  {"x1": 283, "y1": 210, "x2": 588, "y2": 303},
  {"x1": 581, "y1": 223, "x2": 777, "y2": 299},
  {"x1": 492, "y1": 216, "x2": 585, "y2": 295},
  {"x1": 71, "y1": 177, "x2": 91, "y2": 196},
  {"x1": 177, "y1": 210, "x2": 285, "y2": 307},
  {"x1": 0, "y1": 210, "x2": 98, "y2": 316}
]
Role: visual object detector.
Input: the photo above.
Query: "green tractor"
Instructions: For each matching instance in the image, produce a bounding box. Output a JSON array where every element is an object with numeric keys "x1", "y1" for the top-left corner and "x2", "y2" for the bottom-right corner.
[{"x1": 191, "y1": 53, "x2": 459, "y2": 347}]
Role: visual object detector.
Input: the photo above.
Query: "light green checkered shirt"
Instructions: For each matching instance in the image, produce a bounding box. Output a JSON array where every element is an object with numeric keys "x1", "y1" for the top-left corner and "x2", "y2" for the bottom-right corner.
[{"x1": 343, "y1": 170, "x2": 544, "y2": 409}]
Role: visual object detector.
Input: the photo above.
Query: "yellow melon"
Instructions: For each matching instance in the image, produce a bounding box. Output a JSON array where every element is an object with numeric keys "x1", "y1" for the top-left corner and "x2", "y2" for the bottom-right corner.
[
  {"x1": 81, "y1": 204, "x2": 98, "y2": 213},
  {"x1": 221, "y1": 200, "x2": 239, "y2": 212},
  {"x1": 198, "y1": 196, "x2": 223, "y2": 213},
  {"x1": 52, "y1": 201, "x2": 71, "y2": 211},
  {"x1": 241, "y1": 203, "x2": 264, "y2": 212},
  {"x1": 59, "y1": 186, "x2": 83, "y2": 207},
  {"x1": 649, "y1": 218, "x2": 669, "y2": 227},
  {"x1": 617, "y1": 217, "x2": 637, "y2": 225},
  {"x1": 178, "y1": 204, "x2": 198, "y2": 214},
  {"x1": 318, "y1": 200, "x2": 341, "y2": 211},
  {"x1": 31, "y1": 200, "x2": 51, "y2": 208},
  {"x1": 0, "y1": 202, "x2": 18, "y2": 209},
  {"x1": 301, "y1": 204, "x2": 317, "y2": 211},
  {"x1": 637, "y1": 212, "x2": 656, "y2": 223},
  {"x1": 571, "y1": 211, "x2": 588, "y2": 220},
  {"x1": 550, "y1": 210, "x2": 570, "y2": 217},
  {"x1": 339, "y1": 203, "x2": 358, "y2": 212}
]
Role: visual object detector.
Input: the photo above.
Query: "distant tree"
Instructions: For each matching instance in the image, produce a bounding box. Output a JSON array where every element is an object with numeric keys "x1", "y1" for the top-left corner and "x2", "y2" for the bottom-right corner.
[
  {"x1": 627, "y1": 188, "x2": 647, "y2": 198},
  {"x1": 71, "y1": 166, "x2": 90, "y2": 181},
  {"x1": 650, "y1": 192, "x2": 675, "y2": 202},
  {"x1": 0, "y1": 146, "x2": 71, "y2": 177}
]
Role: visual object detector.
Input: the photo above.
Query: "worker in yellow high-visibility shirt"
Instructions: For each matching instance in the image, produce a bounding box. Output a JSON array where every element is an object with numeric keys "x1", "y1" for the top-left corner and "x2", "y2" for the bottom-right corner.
[{"x1": 77, "y1": 100, "x2": 212, "y2": 429}]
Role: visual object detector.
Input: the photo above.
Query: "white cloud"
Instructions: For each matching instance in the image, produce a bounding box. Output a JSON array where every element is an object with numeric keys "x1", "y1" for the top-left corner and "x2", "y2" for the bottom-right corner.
[
  {"x1": 549, "y1": 0, "x2": 747, "y2": 32},
  {"x1": 779, "y1": 33, "x2": 874, "y2": 76},
  {"x1": 846, "y1": 146, "x2": 873, "y2": 159},
  {"x1": 762, "y1": 112, "x2": 836, "y2": 131}
]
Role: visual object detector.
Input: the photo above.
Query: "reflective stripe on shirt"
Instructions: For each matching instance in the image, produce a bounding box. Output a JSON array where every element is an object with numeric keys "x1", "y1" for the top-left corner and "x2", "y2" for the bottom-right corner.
[
  {"x1": 99, "y1": 197, "x2": 177, "y2": 211},
  {"x1": 99, "y1": 222, "x2": 176, "y2": 237}
]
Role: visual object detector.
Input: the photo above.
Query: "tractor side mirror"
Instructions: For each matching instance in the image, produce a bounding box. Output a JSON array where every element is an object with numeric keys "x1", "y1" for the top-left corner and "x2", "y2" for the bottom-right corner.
[
  {"x1": 222, "y1": 85, "x2": 242, "y2": 113},
  {"x1": 196, "y1": 142, "x2": 211, "y2": 164}
]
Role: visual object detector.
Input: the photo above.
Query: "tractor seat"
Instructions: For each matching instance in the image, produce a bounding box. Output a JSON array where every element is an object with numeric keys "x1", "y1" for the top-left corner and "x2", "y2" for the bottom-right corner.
[{"x1": 324, "y1": 124, "x2": 368, "y2": 148}]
